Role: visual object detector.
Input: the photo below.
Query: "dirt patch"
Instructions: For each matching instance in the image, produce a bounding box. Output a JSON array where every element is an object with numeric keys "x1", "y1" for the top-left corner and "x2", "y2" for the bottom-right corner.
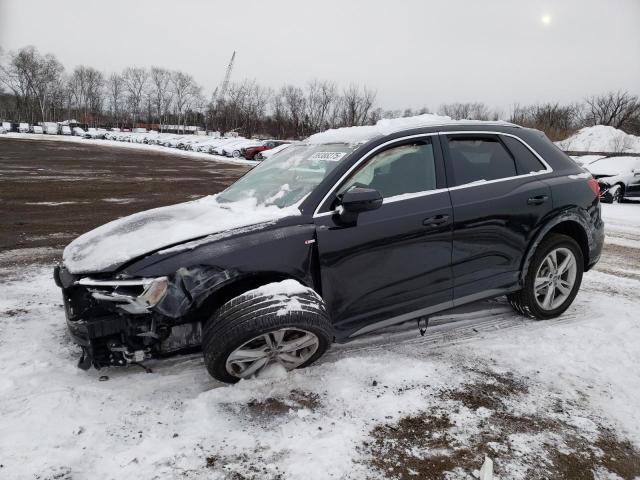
[
  {"x1": 246, "y1": 389, "x2": 321, "y2": 417},
  {"x1": 361, "y1": 369, "x2": 640, "y2": 479},
  {"x1": 0, "y1": 138, "x2": 248, "y2": 263},
  {"x1": 442, "y1": 369, "x2": 529, "y2": 411}
]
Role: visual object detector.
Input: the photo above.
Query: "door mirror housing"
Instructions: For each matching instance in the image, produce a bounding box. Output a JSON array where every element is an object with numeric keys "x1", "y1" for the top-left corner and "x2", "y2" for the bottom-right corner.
[
  {"x1": 632, "y1": 168, "x2": 640, "y2": 177},
  {"x1": 339, "y1": 187, "x2": 383, "y2": 214}
]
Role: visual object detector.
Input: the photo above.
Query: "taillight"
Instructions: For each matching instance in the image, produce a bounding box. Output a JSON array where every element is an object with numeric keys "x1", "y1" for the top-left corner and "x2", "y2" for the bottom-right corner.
[{"x1": 587, "y1": 178, "x2": 600, "y2": 198}]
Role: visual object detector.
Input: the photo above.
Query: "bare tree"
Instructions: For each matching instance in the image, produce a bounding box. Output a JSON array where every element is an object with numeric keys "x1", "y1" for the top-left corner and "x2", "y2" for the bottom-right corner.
[
  {"x1": 0, "y1": 46, "x2": 64, "y2": 122},
  {"x1": 340, "y1": 84, "x2": 376, "y2": 126},
  {"x1": 122, "y1": 67, "x2": 149, "y2": 127},
  {"x1": 69, "y1": 66, "x2": 104, "y2": 126},
  {"x1": 439, "y1": 102, "x2": 492, "y2": 120},
  {"x1": 306, "y1": 80, "x2": 338, "y2": 132},
  {"x1": 171, "y1": 71, "x2": 199, "y2": 131},
  {"x1": 106, "y1": 73, "x2": 124, "y2": 127},
  {"x1": 583, "y1": 91, "x2": 640, "y2": 132},
  {"x1": 150, "y1": 67, "x2": 173, "y2": 130}
]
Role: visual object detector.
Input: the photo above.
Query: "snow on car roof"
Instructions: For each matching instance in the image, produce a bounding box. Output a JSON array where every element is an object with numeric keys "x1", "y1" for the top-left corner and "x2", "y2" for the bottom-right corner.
[
  {"x1": 306, "y1": 114, "x2": 516, "y2": 145},
  {"x1": 585, "y1": 156, "x2": 640, "y2": 175}
]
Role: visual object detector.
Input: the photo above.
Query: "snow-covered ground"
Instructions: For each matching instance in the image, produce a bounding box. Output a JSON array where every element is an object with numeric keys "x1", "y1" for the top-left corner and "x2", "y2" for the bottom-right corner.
[
  {"x1": 0, "y1": 132, "x2": 259, "y2": 167},
  {"x1": 1, "y1": 204, "x2": 639, "y2": 479}
]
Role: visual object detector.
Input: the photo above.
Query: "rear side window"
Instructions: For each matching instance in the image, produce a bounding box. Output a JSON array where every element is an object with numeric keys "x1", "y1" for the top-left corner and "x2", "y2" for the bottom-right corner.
[
  {"x1": 502, "y1": 136, "x2": 547, "y2": 174},
  {"x1": 446, "y1": 136, "x2": 517, "y2": 186}
]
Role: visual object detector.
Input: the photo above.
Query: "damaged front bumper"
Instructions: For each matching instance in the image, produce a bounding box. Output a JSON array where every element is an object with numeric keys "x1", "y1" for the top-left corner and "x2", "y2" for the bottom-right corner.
[{"x1": 54, "y1": 265, "x2": 207, "y2": 370}]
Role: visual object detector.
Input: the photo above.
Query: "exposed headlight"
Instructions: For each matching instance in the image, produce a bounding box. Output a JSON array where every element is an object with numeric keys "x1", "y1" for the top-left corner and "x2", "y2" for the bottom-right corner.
[{"x1": 77, "y1": 276, "x2": 168, "y2": 314}]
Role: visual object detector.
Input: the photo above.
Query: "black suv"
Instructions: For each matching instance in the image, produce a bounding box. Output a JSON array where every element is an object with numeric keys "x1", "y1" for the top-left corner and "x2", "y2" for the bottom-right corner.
[{"x1": 54, "y1": 122, "x2": 604, "y2": 383}]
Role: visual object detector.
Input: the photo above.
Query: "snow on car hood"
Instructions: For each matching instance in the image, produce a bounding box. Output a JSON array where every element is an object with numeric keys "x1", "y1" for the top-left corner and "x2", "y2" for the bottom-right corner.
[{"x1": 62, "y1": 195, "x2": 300, "y2": 274}]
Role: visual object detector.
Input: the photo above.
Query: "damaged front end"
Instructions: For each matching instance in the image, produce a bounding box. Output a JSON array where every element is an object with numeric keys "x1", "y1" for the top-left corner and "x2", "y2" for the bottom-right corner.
[{"x1": 53, "y1": 264, "x2": 227, "y2": 370}]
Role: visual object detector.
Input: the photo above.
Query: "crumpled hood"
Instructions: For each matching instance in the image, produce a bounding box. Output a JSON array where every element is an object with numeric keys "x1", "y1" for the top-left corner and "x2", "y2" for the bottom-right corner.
[{"x1": 63, "y1": 195, "x2": 299, "y2": 274}]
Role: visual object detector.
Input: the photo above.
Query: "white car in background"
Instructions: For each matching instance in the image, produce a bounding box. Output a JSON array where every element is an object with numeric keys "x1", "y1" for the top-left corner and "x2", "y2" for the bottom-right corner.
[
  {"x1": 61, "y1": 126, "x2": 72, "y2": 135},
  {"x1": 19, "y1": 123, "x2": 30, "y2": 133},
  {"x1": 214, "y1": 138, "x2": 252, "y2": 157},
  {"x1": 2, "y1": 121, "x2": 12, "y2": 132},
  {"x1": 256, "y1": 142, "x2": 292, "y2": 160},
  {"x1": 585, "y1": 156, "x2": 640, "y2": 203},
  {"x1": 32, "y1": 125, "x2": 44, "y2": 134},
  {"x1": 209, "y1": 138, "x2": 244, "y2": 155},
  {"x1": 72, "y1": 127, "x2": 86, "y2": 136}
]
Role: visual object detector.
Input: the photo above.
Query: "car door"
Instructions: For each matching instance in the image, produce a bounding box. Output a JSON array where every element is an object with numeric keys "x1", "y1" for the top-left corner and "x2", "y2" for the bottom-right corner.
[
  {"x1": 441, "y1": 132, "x2": 553, "y2": 303},
  {"x1": 314, "y1": 135, "x2": 453, "y2": 338}
]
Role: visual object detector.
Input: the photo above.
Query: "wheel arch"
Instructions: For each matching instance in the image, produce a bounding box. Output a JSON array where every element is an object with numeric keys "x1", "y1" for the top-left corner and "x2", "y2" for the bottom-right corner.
[
  {"x1": 520, "y1": 212, "x2": 591, "y2": 283},
  {"x1": 190, "y1": 271, "x2": 315, "y2": 325}
]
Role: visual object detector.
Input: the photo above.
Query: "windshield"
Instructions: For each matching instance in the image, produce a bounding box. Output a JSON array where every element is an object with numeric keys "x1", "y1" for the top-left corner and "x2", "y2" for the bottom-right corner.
[{"x1": 218, "y1": 143, "x2": 357, "y2": 208}]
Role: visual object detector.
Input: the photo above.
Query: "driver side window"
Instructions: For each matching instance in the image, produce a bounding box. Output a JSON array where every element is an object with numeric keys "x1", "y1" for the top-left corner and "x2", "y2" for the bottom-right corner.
[{"x1": 339, "y1": 140, "x2": 437, "y2": 199}]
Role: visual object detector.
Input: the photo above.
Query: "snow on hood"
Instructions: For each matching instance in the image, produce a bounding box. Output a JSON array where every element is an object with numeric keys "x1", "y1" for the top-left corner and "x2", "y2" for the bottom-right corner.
[
  {"x1": 306, "y1": 114, "x2": 513, "y2": 144},
  {"x1": 556, "y1": 125, "x2": 640, "y2": 153},
  {"x1": 585, "y1": 156, "x2": 640, "y2": 176},
  {"x1": 62, "y1": 195, "x2": 300, "y2": 274}
]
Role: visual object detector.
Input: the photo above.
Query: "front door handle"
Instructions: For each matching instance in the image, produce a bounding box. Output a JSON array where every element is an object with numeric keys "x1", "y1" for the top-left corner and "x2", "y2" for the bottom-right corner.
[
  {"x1": 527, "y1": 195, "x2": 549, "y2": 206},
  {"x1": 423, "y1": 214, "x2": 450, "y2": 227}
]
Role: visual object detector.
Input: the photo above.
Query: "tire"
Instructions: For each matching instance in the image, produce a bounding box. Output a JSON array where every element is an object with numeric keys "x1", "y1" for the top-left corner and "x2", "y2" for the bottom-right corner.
[
  {"x1": 232, "y1": 150, "x2": 241, "y2": 158},
  {"x1": 202, "y1": 284, "x2": 333, "y2": 383},
  {"x1": 610, "y1": 184, "x2": 625, "y2": 203},
  {"x1": 508, "y1": 234, "x2": 584, "y2": 320}
]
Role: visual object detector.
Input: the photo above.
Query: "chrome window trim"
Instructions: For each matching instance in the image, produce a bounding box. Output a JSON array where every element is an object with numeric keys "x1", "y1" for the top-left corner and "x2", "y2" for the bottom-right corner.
[{"x1": 312, "y1": 130, "x2": 553, "y2": 218}]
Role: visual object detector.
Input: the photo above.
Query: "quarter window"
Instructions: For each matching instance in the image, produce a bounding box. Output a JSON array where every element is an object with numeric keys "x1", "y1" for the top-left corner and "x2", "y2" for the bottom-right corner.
[
  {"x1": 447, "y1": 136, "x2": 517, "y2": 186},
  {"x1": 501, "y1": 136, "x2": 546, "y2": 174},
  {"x1": 339, "y1": 141, "x2": 437, "y2": 200}
]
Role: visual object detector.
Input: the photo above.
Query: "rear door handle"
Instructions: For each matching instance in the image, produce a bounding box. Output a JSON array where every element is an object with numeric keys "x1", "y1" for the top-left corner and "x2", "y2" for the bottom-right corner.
[
  {"x1": 527, "y1": 195, "x2": 548, "y2": 206},
  {"x1": 423, "y1": 214, "x2": 450, "y2": 227}
]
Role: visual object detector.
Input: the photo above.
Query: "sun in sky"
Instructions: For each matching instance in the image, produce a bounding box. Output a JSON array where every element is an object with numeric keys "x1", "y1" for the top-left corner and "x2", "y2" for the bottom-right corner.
[{"x1": 541, "y1": 14, "x2": 552, "y2": 25}]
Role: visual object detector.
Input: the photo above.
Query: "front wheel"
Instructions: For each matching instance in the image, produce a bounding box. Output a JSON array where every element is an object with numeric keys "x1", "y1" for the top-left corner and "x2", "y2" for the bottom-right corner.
[
  {"x1": 610, "y1": 184, "x2": 624, "y2": 203},
  {"x1": 508, "y1": 234, "x2": 584, "y2": 320},
  {"x1": 202, "y1": 282, "x2": 333, "y2": 383}
]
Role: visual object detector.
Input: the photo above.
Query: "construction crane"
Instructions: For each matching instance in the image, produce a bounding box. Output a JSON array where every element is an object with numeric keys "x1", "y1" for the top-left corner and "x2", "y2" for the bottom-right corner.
[{"x1": 216, "y1": 51, "x2": 236, "y2": 103}]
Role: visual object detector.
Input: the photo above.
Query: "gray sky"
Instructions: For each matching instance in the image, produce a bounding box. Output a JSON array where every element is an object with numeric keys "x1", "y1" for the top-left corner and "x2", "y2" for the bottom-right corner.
[{"x1": 1, "y1": 0, "x2": 639, "y2": 111}]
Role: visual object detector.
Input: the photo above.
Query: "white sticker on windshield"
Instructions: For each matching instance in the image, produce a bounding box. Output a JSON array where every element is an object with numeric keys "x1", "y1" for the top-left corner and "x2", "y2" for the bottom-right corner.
[{"x1": 309, "y1": 151, "x2": 347, "y2": 162}]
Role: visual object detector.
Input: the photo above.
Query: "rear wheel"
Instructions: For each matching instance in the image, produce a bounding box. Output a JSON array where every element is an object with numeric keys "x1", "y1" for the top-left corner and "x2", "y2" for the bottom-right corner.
[
  {"x1": 508, "y1": 234, "x2": 584, "y2": 320},
  {"x1": 202, "y1": 283, "x2": 333, "y2": 383}
]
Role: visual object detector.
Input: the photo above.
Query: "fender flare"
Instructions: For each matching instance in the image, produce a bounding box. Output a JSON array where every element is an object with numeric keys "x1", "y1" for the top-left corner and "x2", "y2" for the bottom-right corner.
[{"x1": 519, "y1": 207, "x2": 594, "y2": 283}]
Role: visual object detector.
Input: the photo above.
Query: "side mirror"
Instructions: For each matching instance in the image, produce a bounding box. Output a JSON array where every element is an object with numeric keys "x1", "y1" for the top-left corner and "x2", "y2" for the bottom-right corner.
[
  {"x1": 340, "y1": 187, "x2": 383, "y2": 214},
  {"x1": 633, "y1": 168, "x2": 640, "y2": 177},
  {"x1": 335, "y1": 187, "x2": 383, "y2": 225}
]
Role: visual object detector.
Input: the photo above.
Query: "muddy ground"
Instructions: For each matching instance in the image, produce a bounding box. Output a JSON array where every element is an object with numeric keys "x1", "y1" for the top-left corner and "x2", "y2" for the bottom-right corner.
[{"x1": 0, "y1": 138, "x2": 249, "y2": 267}]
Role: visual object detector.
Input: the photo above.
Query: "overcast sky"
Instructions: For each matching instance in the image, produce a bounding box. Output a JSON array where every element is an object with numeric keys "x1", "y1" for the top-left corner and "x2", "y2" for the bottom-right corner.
[{"x1": 1, "y1": 0, "x2": 639, "y2": 112}]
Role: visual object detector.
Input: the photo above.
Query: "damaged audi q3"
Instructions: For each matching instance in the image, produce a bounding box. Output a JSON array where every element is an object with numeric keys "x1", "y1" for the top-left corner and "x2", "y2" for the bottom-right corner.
[{"x1": 54, "y1": 117, "x2": 604, "y2": 383}]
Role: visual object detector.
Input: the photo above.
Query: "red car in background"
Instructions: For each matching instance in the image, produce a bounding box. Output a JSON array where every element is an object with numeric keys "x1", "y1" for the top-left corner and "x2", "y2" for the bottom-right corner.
[{"x1": 243, "y1": 140, "x2": 289, "y2": 160}]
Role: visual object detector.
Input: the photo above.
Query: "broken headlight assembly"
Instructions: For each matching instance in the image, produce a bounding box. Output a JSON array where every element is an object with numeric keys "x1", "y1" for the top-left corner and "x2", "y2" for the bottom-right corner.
[{"x1": 77, "y1": 276, "x2": 169, "y2": 314}]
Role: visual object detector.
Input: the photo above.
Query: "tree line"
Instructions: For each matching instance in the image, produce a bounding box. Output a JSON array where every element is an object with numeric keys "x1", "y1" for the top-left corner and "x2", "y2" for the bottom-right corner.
[{"x1": 1, "y1": 45, "x2": 639, "y2": 140}]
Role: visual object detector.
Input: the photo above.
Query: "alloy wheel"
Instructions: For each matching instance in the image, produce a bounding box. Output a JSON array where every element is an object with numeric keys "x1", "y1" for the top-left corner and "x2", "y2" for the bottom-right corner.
[
  {"x1": 534, "y1": 247, "x2": 577, "y2": 310},
  {"x1": 225, "y1": 328, "x2": 319, "y2": 379}
]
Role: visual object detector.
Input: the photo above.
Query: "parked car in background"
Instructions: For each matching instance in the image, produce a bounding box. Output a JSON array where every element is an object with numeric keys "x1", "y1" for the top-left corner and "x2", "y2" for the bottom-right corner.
[
  {"x1": 61, "y1": 126, "x2": 72, "y2": 135},
  {"x1": 73, "y1": 127, "x2": 86, "y2": 136},
  {"x1": 584, "y1": 156, "x2": 640, "y2": 202},
  {"x1": 19, "y1": 123, "x2": 30, "y2": 133},
  {"x1": 256, "y1": 143, "x2": 292, "y2": 160},
  {"x1": 44, "y1": 122, "x2": 59, "y2": 135},
  {"x1": 243, "y1": 140, "x2": 290, "y2": 160},
  {"x1": 31, "y1": 125, "x2": 44, "y2": 134},
  {"x1": 211, "y1": 138, "x2": 247, "y2": 156},
  {"x1": 2, "y1": 121, "x2": 11, "y2": 132}
]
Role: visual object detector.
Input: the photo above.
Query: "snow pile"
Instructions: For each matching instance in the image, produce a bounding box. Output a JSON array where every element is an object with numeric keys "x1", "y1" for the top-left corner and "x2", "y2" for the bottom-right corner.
[
  {"x1": 557, "y1": 125, "x2": 640, "y2": 153},
  {"x1": 63, "y1": 196, "x2": 300, "y2": 273},
  {"x1": 306, "y1": 113, "x2": 511, "y2": 144}
]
